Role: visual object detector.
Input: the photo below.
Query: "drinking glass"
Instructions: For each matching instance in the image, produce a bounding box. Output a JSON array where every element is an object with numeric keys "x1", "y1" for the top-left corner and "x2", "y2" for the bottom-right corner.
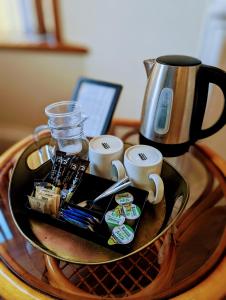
[{"x1": 41, "y1": 101, "x2": 89, "y2": 159}]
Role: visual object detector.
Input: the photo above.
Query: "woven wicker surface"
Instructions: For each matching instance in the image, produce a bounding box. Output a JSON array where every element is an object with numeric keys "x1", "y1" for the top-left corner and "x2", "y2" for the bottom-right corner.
[
  {"x1": 0, "y1": 132, "x2": 174, "y2": 299},
  {"x1": 0, "y1": 127, "x2": 225, "y2": 299}
]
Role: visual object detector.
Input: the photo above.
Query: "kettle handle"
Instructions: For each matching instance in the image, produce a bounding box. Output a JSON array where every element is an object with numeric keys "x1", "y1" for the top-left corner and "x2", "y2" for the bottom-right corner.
[{"x1": 192, "y1": 64, "x2": 226, "y2": 140}]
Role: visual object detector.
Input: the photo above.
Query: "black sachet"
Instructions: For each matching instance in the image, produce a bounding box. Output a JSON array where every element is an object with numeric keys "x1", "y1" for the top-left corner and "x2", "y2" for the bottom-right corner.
[
  {"x1": 61, "y1": 155, "x2": 81, "y2": 189},
  {"x1": 63, "y1": 158, "x2": 89, "y2": 203},
  {"x1": 48, "y1": 150, "x2": 73, "y2": 187}
]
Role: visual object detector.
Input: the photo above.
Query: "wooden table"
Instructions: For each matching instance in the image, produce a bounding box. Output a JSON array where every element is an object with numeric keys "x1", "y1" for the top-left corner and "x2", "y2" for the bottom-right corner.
[{"x1": 0, "y1": 127, "x2": 225, "y2": 300}]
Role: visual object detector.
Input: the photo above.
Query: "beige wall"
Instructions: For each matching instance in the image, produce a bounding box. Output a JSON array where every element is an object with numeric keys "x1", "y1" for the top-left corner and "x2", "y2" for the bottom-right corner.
[
  {"x1": 62, "y1": 0, "x2": 211, "y2": 119},
  {"x1": 0, "y1": 52, "x2": 86, "y2": 149},
  {"x1": 2, "y1": 0, "x2": 221, "y2": 155}
]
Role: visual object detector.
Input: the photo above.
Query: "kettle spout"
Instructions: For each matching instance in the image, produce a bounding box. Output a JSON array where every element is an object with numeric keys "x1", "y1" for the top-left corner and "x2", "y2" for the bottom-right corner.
[{"x1": 144, "y1": 59, "x2": 155, "y2": 77}]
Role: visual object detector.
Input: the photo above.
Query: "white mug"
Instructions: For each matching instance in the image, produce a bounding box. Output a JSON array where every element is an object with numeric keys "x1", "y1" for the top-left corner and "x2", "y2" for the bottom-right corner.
[
  {"x1": 119, "y1": 145, "x2": 164, "y2": 204},
  {"x1": 88, "y1": 135, "x2": 126, "y2": 181}
]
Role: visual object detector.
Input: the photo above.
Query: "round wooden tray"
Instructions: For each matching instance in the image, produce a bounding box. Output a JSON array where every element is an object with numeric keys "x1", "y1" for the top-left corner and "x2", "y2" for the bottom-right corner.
[{"x1": 9, "y1": 137, "x2": 189, "y2": 264}]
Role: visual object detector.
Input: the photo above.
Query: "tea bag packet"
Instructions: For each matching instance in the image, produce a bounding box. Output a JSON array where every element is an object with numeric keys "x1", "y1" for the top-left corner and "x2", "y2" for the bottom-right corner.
[
  {"x1": 62, "y1": 206, "x2": 100, "y2": 224},
  {"x1": 59, "y1": 206, "x2": 100, "y2": 232},
  {"x1": 60, "y1": 209, "x2": 94, "y2": 232}
]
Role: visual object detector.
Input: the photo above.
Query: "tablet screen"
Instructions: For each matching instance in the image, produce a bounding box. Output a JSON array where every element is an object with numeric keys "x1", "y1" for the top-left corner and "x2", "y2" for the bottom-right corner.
[{"x1": 71, "y1": 78, "x2": 122, "y2": 137}]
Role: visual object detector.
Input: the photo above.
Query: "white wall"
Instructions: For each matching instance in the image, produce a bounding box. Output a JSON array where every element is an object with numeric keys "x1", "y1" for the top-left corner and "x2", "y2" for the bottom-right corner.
[{"x1": 62, "y1": 0, "x2": 212, "y2": 119}]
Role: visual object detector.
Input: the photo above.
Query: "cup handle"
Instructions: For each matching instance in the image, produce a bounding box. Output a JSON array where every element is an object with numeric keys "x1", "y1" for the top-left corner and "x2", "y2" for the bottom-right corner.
[
  {"x1": 148, "y1": 174, "x2": 164, "y2": 204},
  {"x1": 111, "y1": 160, "x2": 126, "y2": 181}
]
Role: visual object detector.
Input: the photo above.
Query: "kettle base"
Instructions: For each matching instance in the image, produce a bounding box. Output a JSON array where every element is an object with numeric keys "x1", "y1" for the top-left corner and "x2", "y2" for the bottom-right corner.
[{"x1": 139, "y1": 134, "x2": 190, "y2": 157}]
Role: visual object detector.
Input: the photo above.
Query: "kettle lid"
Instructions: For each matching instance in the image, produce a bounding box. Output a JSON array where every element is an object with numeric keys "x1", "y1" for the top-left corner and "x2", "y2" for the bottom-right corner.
[{"x1": 156, "y1": 55, "x2": 201, "y2": 66}]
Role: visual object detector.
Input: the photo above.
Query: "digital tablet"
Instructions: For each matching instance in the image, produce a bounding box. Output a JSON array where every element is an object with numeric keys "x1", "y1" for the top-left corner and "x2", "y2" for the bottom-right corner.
[{"x1": 71, "y1": 77, "x2": 123, "y2": 137}]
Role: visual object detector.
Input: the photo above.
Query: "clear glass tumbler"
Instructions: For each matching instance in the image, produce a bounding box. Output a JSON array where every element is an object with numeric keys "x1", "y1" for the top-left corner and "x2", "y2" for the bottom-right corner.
[{"x1": 45, "y1": 101, "x2": 89, "y2": 159}]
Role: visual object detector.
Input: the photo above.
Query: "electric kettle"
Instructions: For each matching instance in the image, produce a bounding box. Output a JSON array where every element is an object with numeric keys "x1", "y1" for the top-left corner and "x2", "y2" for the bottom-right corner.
[{"x1": 139, "y1": 55, "x2": 226, "y2": 156}]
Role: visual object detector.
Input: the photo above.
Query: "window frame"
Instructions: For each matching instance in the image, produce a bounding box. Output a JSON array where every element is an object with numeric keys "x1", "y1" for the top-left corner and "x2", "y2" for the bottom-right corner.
[{"x1": 0, "y1": 0, "x2": 89, "y2": 54}]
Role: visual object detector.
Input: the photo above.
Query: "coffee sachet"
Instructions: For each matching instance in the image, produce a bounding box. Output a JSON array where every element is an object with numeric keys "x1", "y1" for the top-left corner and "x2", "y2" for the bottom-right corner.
[
  {"x1": 61, "y1": 156, "x2": 80, "y2": 189},
  {"x1": 29, "y1": 151, "x2": 89, "y2": 214},
  {"x1": 65, "y1": 159, "x2": 89, "y2": 203}
]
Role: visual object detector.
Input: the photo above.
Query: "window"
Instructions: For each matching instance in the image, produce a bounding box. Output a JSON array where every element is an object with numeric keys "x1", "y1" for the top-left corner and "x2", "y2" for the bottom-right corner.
[{"x1": 0, "y1": 0, "x2": 88, "y2": 53}]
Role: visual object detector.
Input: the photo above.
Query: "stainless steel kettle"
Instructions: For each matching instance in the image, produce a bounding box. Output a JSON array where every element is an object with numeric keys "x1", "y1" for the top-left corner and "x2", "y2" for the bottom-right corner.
[{"x1": 139, "y1": 55, "x2": 226, "y2": 156}]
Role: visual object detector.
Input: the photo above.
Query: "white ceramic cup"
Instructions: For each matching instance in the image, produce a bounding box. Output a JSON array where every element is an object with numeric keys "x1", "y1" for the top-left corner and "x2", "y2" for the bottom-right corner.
[
  {"x1": 122, "y1": 145, "x2": 164, "y2": 204},
  {"x1": 88, "y1": 135, "x2": 126, "y2": 181}
]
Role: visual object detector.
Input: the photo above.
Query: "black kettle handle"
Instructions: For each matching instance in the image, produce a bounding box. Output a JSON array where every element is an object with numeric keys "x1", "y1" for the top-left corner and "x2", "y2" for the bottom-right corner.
[{"x1": 193, "y1": 64, "x2": 226, "y2": 140}]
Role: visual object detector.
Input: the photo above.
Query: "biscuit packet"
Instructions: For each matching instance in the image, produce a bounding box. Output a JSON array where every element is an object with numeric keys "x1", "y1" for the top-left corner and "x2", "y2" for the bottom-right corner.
[
  {"x1": 28, "y1": 195, "x2": 50, "y2": 214},
  {"x1": 29, "y1": 183, "x2": 61, "y2": 216}
]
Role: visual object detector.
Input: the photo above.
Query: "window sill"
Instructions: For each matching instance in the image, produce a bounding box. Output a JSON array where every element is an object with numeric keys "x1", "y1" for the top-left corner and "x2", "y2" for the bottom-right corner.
[{"x1": 0, "y1": 42, "x2": 89, "y2": 54}]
